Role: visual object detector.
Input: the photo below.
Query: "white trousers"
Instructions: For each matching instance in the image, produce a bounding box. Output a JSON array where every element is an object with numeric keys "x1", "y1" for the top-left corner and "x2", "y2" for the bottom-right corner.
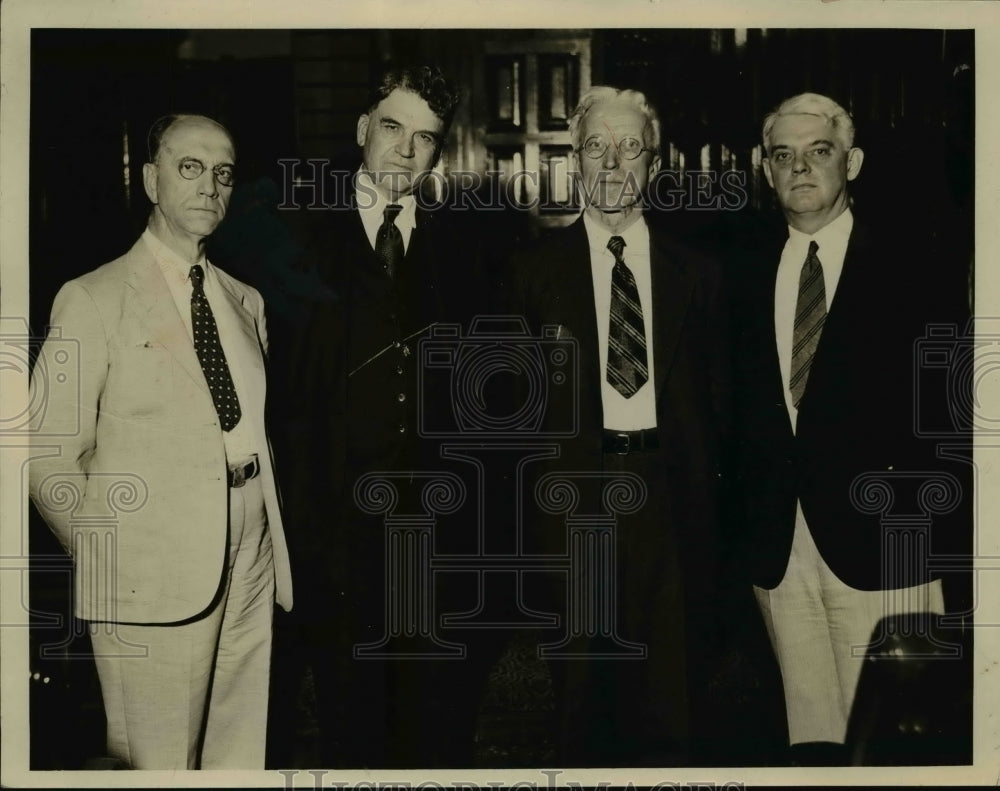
[
  {"x1": 754, "y1": 503, "x2": 944, "y2": 745},
  {"x1": 88, "y1": 476, "x2": 275, "y2": 769}
]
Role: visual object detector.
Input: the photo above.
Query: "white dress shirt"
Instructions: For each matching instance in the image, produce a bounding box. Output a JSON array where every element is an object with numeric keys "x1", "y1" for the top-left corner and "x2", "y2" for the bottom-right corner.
[
  {"x1": 355, "y1": 170, "x2": 418, "y2": 254},
  {"x1": 774, "y1": 208, "x2": 853, "y2": 432},
  {"x1": 142, "y1": 228, "x2": 257, "y2": 463},
  {"x1": 584, "y1": 212, "x2": 658, "y2": 431}
]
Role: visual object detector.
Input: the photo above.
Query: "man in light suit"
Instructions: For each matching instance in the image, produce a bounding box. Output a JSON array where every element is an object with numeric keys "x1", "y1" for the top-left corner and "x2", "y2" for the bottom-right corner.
[
  {"x1": 29, "y1": 114, "x2": 293, "y2": 769},
  {"x1": 734, "y1": 92, "x2": 971, "y2": 761},
  {"x1": 513, "y1": 86, "x2": 731, "y2": 766}
]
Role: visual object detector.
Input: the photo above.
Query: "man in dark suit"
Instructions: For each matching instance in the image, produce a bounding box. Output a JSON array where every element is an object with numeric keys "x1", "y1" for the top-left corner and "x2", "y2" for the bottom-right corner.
[
  {"x1": 513, "y1": 86, "x2": 730, "y2": 766},
  {"x1": 734, "y1": 92, "x2": 971, "y2": 759},
  {"x1": 277, "y1": 65, "x2": 499, "y2": 768}
]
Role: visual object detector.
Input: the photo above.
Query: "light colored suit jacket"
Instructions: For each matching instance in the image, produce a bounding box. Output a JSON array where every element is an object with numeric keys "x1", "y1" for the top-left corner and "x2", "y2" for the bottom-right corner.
[{"x1": 29, "y1": 236, "x2": 293, "y2": 623}]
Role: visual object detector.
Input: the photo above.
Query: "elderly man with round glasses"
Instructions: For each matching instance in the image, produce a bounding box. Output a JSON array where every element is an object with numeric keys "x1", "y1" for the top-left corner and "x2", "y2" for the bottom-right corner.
[
  {"x1": 29, "y1": 113, "x2": 292, "y2": 769},
  {"x1": 512, "y1": 86, "x2": 730, "y2": 766}
]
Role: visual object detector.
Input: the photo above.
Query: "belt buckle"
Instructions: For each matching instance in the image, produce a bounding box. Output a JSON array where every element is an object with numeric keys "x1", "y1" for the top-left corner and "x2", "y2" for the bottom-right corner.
[
  {"x1": 613, "y1": 431, "x2": 630, "y2": 455},
  {"x1": 230, "y1": 462, "x2": 247, "y2": 488}
]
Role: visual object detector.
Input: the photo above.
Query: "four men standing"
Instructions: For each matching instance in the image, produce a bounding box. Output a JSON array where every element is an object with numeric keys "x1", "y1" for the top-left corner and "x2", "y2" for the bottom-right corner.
[{"x1": 28, "y1": 71, "x2": 969, "y2": 768}]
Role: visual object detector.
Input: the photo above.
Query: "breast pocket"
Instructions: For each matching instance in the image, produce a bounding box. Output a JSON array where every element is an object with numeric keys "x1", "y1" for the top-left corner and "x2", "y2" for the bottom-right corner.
[{"x1": 104, "y1": 342, "x2": 177, "y2": 418}]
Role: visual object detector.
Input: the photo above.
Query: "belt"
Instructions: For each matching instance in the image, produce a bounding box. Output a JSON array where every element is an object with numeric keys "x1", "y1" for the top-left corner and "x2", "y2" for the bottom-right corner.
[
  {"x1": 602, "y1": 428, "x2": 660, "y2": 455},
  {"x1": 227, "y1": 455, "x2": 260, "y2": 488}
]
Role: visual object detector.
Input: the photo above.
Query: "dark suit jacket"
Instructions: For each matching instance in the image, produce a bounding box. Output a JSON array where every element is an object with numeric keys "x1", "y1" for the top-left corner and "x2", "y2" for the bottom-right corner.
[
  {"x1": 512, "y1": 215, "x2": 731, "y2": 601},
  {"x1": 733, "y1": 218, "x2": 972, "y2": 593},
  {"x1": 273, "y1": 183, "x2": 490, "y2": 612},
  {"x1": 514, "y1": 215, "x2": 729, "y2": 482}
]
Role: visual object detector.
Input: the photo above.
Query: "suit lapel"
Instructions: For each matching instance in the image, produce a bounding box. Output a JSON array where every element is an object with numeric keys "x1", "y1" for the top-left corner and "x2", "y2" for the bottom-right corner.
[
  {"x1": 796, "y1": 222, "x2": 870, "y2": 428},
  {"x1": 764, "y1": 234, "x2": 793, "y2": 434},
  {"x1": 214, "y1": 270, "x2": 266, "y2": 425},
  {"x1": 648, "y1": 228, "x2": 695, "y2": 399},
  {"x1": 123, "y1": 243, "x2": 209, "y2": 394},
  {"x1": 407, "y1": 207, "x2": 446, "y2": 322},
  {"x1": 558, "y1": 220, "x2": 602, "y2": 419}
]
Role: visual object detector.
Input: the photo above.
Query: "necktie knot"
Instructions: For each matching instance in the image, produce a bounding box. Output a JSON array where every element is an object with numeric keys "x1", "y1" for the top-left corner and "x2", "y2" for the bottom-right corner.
[
  {"x1": 607, "y1": 235, "x2": 626, "y2": 265},
  {"x1": 805, "y1": 240, "x2": 820, "y2": 270},
  {"x1": 377, "y1": 204, "x2": 405, "y2": 279},
  {"x1": 189, "y1": 264, "x2": 205, "y2": 289}
]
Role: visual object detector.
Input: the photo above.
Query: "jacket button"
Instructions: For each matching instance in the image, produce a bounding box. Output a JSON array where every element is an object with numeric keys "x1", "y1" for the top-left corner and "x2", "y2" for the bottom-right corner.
[
  {"x1": 397, "y1": 393, "x2": 406, "y2": 402},
  {"x1": 396, "y1": 366, "x2": 404, "y2": 375},
  {"x1": 398, "y1": 423, "x2": 407, "y2": 434}
]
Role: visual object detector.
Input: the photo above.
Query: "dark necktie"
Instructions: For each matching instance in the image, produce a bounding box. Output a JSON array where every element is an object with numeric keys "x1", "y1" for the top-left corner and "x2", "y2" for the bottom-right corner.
[
  {"x1": 790, "y1": 240, "x2": 826, "y2": 409},
  {"x1": 376, "y1": 203, "x2": 404, "y2": 279},
  {"x1": 606, "y1": 235, "x2": 649, "y2": 398},
  {"x1": 189, "y1": 264, "x2": 242, "y2": 432}
]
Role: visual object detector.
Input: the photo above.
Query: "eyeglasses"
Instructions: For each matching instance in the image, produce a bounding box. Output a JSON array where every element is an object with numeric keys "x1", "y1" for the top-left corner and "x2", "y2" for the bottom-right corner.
[
  {"x1": 578, "y1": 135, "x2": 650, "y2": 161},
  {"x1": 174, "y1": 157, "x2": 236, "y2": 187}
]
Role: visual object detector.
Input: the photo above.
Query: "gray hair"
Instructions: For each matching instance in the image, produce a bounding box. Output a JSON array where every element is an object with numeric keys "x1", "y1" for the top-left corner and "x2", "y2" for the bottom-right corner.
[
  {"x1": 568, "y1": 86, "x2": 661, "y2": 153},
  {"x1": 762, "y1": 92, "x2": 855, "y2": 152}
]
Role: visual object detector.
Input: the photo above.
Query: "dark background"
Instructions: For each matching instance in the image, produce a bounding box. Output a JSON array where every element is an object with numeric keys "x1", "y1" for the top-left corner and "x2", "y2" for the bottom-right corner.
[
  {"x1": 29, "y1": 28, "x2": 974, "y2": 334},
  {"x1": 27, "y1": 27, "x2": 975, "y2": 769}
]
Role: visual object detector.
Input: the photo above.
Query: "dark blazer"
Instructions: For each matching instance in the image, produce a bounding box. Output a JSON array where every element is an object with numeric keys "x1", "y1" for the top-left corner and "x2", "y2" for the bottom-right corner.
[
  {"x1": 273, "y1": 183, "x2": 489, "y2": 603},
  {"x1": 269, "y1": 183, "x2": 504, "y2": 767},
  {"x1": 512, "y1": 213, "x2": 735, "y2": 765},
  {"x1": 734, "y1": 218, "x2": 972, "y2": 592},
  {"x1": 514, "y1": 216, "x2": 730, "y2": 476},
  {"x1": 513, "y1": 215, "x2": 731, "y2": 604}
]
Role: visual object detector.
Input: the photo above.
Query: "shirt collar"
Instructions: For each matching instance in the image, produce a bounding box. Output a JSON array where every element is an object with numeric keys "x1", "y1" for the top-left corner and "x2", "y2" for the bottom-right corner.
[
  {"x1": 141, "y1": 227, "x2": 207, "y2": 282},
  {"x1": 787, "y1": 207, "x2": 854, "y2": 249},
  {"x1": 356, "y1": 169, "x2": 418, "y2": 232},
  {"x1": 582, "y1": 211, "x2": 649, "y2": 262}
]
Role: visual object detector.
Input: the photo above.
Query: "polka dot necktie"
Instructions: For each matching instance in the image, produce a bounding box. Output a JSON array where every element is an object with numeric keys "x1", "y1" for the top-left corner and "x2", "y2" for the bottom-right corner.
[
  {"x1": 189, "y1": 264, "x2": 242, "y2": 431},
  {"x1": 606, "y1": 235, "x2": 649, "y2": 398}
]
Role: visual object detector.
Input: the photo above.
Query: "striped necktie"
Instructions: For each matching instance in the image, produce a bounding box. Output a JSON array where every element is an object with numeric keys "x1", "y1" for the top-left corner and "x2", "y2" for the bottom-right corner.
[
  {"x1": 606, "y1": 235, "x2": 648, "y2": 398},
  {"x1": 790, "y1": 240, "x2": 826, "y2": 409}
]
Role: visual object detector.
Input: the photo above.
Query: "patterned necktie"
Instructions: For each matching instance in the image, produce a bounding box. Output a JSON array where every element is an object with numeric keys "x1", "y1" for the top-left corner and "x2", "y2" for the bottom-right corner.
[
  {"x1": 376, "y1": 203, "x2": 404, "y2": 279},
  {"x1": 606, "y1": 235, "x2": 649, "y2": 398},
  {"x1": 790, "y1": 240, "x2": 826, "y2": 410},
  {"x1": 189, "y1": 264, "x2": 242, "y2": 432}
]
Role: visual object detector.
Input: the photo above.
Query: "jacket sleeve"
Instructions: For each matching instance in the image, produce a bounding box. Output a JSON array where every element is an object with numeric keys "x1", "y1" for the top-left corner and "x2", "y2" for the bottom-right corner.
[{"x1": 28, "y1": 280, "x2": 109, "y2": 553}]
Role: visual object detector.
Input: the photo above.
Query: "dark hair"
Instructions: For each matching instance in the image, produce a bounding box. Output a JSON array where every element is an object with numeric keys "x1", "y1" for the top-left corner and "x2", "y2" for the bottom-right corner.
[
  {"x1": 146, "y1": 114, "x2": 234, "y2": 162},
  {"x1": 366, "y1": 65, "x2": 461, "y2": 134}
]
